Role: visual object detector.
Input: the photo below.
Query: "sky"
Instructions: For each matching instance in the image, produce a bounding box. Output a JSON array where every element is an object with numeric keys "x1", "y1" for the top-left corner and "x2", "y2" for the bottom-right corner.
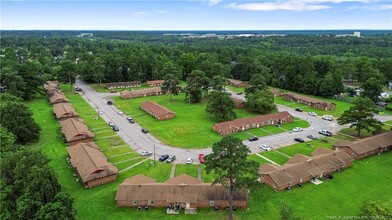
[{"x1": 1, "y1": 0, "x2": 391, "y2": 30}]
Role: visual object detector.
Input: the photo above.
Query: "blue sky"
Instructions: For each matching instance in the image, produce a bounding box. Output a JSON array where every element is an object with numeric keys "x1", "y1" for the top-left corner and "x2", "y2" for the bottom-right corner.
[{"x1": 1, "y1": 0, "x2": 391, "y2": 30}]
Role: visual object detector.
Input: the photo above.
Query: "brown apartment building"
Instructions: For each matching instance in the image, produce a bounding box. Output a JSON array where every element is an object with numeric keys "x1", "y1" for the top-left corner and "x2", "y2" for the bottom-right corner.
[
  {"x1": 260, "y1": 148, "x2": 353, "y2": 191},
  {"x1": 49, "y1": 91, "x2": 69, "y2": 104},
  {"x1": 60, "y1": 118, "x2": 94, "y2": 145},
  {"x1": 140, "y1": 101, "x2": 175, "y2": 120},
  {"x1": 115, "y1": 174, "x2": 249, "y2": 209},
  {"x1": 106, "y1": 81, "x2": 141, "y2": 89},
  {"x1": 44, "y1": 81, "x2": 60, "y2": 94},
  {"x1": 232, "y1": 97, "x2": 246, "y2": 108},
  {"x1": 120, "y1": 87, "x2": 164, "y2": 99},
  {"x1": 228, "y1": 79, "x2": 248, "y2": 87},
  {"x1": 67, "y1": 142, "x2": 118, "y2": 188},
  {"x1": 269, "y1": 88, "x2": 284, "y2": 97},
  {"x1": 53, "y1": 102, "x2": 79, "y2": 120},
  {"x1": 282, "y1": 93, "x2": 336, "y2": 111},
  {"x1": 212, "y1": 111, "x2": 294, "y2": 135},
  {"x1": 333, "y1": 131, "x2": 392, "y2": 160},
  {"x1": 147, "y1": 80, "x2": 165, "y2": 87}
]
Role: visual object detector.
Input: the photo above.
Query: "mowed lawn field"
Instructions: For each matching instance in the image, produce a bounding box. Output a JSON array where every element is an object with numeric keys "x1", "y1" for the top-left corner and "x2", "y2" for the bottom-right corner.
[
  {"x1": 112, "y1": 93, "x2": 309, "y2": 148},
  {"x1": 27, "y1": 95, "x2": 392, "y2": 220}
]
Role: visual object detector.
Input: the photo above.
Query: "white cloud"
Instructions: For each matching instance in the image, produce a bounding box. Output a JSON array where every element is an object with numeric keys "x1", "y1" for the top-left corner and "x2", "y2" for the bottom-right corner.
[
  {"x1": 153, "y1": 10, "x2": 167, "y2": 13},
  {"x1": 226, "y1": 1, "x2": 331, "y2": 11},
  {"x1": 379, "y1": 4, "x2": 392, "y2": 9},
  {"x1": 208, "y1": 0, "x2": 222, "y2": 5}
]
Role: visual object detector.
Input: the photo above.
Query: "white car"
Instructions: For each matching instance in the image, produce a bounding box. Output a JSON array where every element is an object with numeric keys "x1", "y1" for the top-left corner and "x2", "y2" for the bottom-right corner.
[
  {"x1": 322, "y1": 115, "x2": 333, "y2": 121},
  {"x1": 260, "y1": 144, "x2": 272, "y2": 151},
  {"x1": 293, "y1": 127, "x2": 303, "y2": 132},
  {"x1": 140, "y1": 151, "x2": 152, "y2": 156},
  {"x1": 308, "y1": 112, "x2": 318, "y2": 116},
  {"x1": 108, "y1": 121, "x2": 114, "y2": 127},
  {"x1": 186, "y1": 158, "x2": 193, "y2": 164},
  {"x1": 117, "y1": 110, "x2": 123, "y2": 115},
  {"x1": 98, "y1": 110, "x2": 103, "y2": 115}
]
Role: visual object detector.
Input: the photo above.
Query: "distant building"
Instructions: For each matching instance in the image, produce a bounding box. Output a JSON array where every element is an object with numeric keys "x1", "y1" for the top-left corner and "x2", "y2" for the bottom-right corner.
[
  {"x1": 77, "y1": 33, "x2": 93, "y2": 38},
  {"x1": 53, "y1": 102, "x2": 79, "y2": 121},
  {"x1": 120, "y1": 87, "x2": 164, "y2": 99},
  {"x1": 228, "y1": 79, "x2": 248, "y2": 87},
  {"x1": 49, "y1": 91, "x2": 69, "y2": 105},
  {"x1": 353, "y1": 31, "x2": 361, "y2": 37},
  {"x1": 232, "y1": 97, "x2": 246, "y2": 108},
  {"x1": 281, "y1": 93, "x2": 336, "y2": 111},
  {"x1": 106, "y1": 81, "x2": 141, "y2": 89},
  {"x1": 147, "y1": 80, "x2": 165, "y2": 87},
  {"x1": 140, "y1": 101, "x2": 175, "y2": 120}
]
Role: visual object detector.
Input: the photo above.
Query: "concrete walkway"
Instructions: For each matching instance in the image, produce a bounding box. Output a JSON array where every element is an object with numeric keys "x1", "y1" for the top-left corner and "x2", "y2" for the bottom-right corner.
[
  {"x1": 113, "y1": 157, "x2": 143, "y2": 165},
  {"x1": 256, "y1": 153, "x2": 279, "y2": 165},
  {"x1": 197, "y1": 164, "x2": 202, "y2": 180},
  {"x1": 119, "y1": 159, "x2": 149, "y2": 173},
  {"x1": 169, "y1": 164, "x2": 176, "y2": 178},
  {"x1": 274, "y1": 150, "x2": 291, "y2": 158},
  {"x1": 338, "y1": 132, "x2": 358, "y2": 139}
]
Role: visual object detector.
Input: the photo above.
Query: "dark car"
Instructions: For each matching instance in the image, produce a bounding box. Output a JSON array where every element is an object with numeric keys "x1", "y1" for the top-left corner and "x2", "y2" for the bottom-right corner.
[
  {"x1": 319, "y1": 130, "x2": 332, "y2": 136},
  {"x1": 166, "y1": 155, "x2": 176, "y2": 163},
  {"x1": 294, "y1": 138, "x2": 305, "y2": 143},
  {"x1": 127, "y1": 116, "x2": 135, "y2": 123},
  {"x1": 75, "y1": 87, "x2": 83, "y2": 92},
  {"x1": 112, "y1": 125, "x2": 119, "y2": 132},
  {"x1": 295, "y1": 108, "x2": 303, "y2": 112},
  {"x1": 236, "y1": 92, "x2": 243, "y2": 95},
  {"x1": 141, "y1": 128, "x2": 148, "y2": 133},
  {"x1": 248, "y1": 136, "x2": 259, "y2": 142},
  {"x1": 159, "y1": 154, "x2": 169, "y2": 162},
  {"x1": 107, "y1": 100, "x2": 113, "y2": 105}
]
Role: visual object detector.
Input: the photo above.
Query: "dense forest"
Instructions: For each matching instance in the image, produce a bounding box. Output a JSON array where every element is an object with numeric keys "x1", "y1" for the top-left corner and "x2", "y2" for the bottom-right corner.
[{"x1": 1, "y1": 31, "x2": 391, "y2": 102}]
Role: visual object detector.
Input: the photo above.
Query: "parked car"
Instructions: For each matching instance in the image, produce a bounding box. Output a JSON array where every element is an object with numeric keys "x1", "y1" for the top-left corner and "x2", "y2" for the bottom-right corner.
[
  {"x1": 112, "y1": 125, "x2": 119, "y2": 131},
  {"x1": 319, "y1": 130, "x2": 332, "y2": 136},
  {"x1": 294, "y1": 138, "x2": 305, "y2": 143},
  {"x1": 107, "y1": 100, "x2": 113, "y2": 105},
  {"x1": 199, "y1": 154, "x2": 205, "y2": 164},
  {"x1": 186, "y1": 158, "x2": 193, "y2": 164},
  {"x1": 117, "y1": 110, "x2": 123, "y2": 115},
  {"x1": 75, "y1": 87, "x2": 83, "y2": 92},
  {"x1": 98, "y1": 110, "x2": 103, "y2": 115},
  {"x1": 308, "y1": 112, "x2": 318, "y2": 116},
  {"x1": 307, "y1": 134, "x2": 318, "y2": 140},
  {"x1": 236, "y1": 92, "x2": 243, "y2": 95},
  {"x1": 140, "y1": 151, "x2": 152, "y2": 156},
  {"x1": 295, "y1": 108, "x2": 303, "y2": 112},
  {"x1": 166, "y1": 155, "x2": 176, "y2": 163},
  {"x1": 248, "y1": 136, "x2": 259, "y2": 142},
  {"x1": 322, "y1": 115, "x2": 333, "y2": 121},
  {"x1": 293, "y1": 127, "x2": 303, "y2": 132},
  {"x1": 141, "y1": 128, "x2": 148, "y2": 133},
  {"x1": 108, "y1": 121, "x2": 114, "y2": 127},
  {"x1": 260, "y1": 144, "x2": 272, "y2": 151},
  {"x1": 159, "y1": 154, "x2": 169, "y2": 162}
]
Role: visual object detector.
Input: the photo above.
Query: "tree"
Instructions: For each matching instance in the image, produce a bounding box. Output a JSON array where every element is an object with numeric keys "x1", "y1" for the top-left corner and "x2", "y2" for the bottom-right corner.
[
  {"x1": 35, "y1": 192, "x2": 76, "y2": 220},
  {"x1": 245, "y1": 74, "x2": 267, "y2": 95},
  {"x1": 93, "y1": 57, "x2": 105, "y2": 86},
  {"x1": 280, "y1": 203, "x2": 298, "y2": 220},
  {"x1": 338, "y1": 97, "x2": 383, "y2": 137},
  {"x1": 185, "y1": 70, "x2": 205, "y2": 103},
  {"x1": 246, "y1": 90, "x2": 277, "y2": 114},
  {"x1": 360, "y1": 201, "x2": 392, "y2": 219},
  {"x1": 0, "y1": 93, "x2": 40, "y2": 144},
  {"x1": 161, "y1": 74, "x2": 180, "y2": 100},
  {"x1": 211, "y1": 75, "x2": 227, "y2": 91},
  {"x1": 361, "y1": 77, "x2": 383, "y2": 103},
  {"x1": 0, "y1": 127, "x2": 17, "y2": 153},
  {"x1": 206, "y1": 91, "x2": 236, "y2": 120},
  {"x1": 201, "y1": 76, "x2": 211, "y2": 98},
  {"x1": 204, "y1": 136, "x2": 259, "y2": 220},
  {"x1": 319, "y1": 72, "x2": 344, "y2": 97}
]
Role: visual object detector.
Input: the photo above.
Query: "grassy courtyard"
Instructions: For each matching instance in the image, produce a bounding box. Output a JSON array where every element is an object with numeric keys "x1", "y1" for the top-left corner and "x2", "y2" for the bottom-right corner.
[
  {"x1": 27, "y1": 94, "x2": 392, "y2": 220},
  {"x1": 112, "y1": 93, "x2": 309, "y2": 148}
]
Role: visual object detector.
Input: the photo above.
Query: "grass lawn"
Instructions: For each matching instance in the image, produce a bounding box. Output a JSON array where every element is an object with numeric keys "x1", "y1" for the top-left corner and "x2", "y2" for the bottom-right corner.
[
  {"x1": 274, "y1": 95, "x2": 352, "y2": 118},
  {"x1": 226, "y1": 85, "x2": 245, "y2": 93},
  {"x1": 259, "y1": 151, "x2": 290, "y2": 165},
  {"x1": 89, "y1": 83, "x2": 151, "y2": 93},
  {"x1": 248, "y1": 154, "x2": 269, "y2": 165},
  {"x1": 276, "y1": 138, "x2": 334, "y2": 157},
  {"x1": 174, "y1": 164, "x2": 199, "y2": 178},
  {"x1": 112, "y1": 93, "x2": 261, "y2": 148}
]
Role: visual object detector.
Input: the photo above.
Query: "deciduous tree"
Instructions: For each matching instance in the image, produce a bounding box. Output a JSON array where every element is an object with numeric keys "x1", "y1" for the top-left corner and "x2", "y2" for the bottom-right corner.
[
  {"x1": 206, "y1": 91, "x2": 236, "y2": 120},
  {"x1": 161, "y1": 74, "x2": 180, "y2": 100},
  {"x1": 185, "y1": 70, "x2": 205, "y2": 103},
  {"x1": 204, "y1": 136, "x2": 259, "y2": 220},
  {"x1": 246, "y1": 90, "x2": 277, "y2": 114}
]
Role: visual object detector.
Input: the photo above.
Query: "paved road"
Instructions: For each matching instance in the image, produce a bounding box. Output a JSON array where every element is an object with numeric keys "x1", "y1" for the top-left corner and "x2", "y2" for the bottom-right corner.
[{"x1": 75, "y1": 80, "x2": 392, "y2": 164}]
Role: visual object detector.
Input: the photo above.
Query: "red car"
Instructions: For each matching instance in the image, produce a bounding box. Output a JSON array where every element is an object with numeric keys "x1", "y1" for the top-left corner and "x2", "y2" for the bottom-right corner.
[{"x1": 199, "y1": 154, "x2": 205, "y2": 164}]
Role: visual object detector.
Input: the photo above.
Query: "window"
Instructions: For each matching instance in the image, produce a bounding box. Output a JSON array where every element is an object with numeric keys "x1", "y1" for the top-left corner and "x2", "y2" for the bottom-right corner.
[
  {"x1": 133, "y1": 200, "x2": 138, "y2": 205},
  {"x1": 209, "y1": 201, "x2": 214, "y2": 206},
  {"x1": 149, "y1": 200, "x2": 154, "y2": 205}
]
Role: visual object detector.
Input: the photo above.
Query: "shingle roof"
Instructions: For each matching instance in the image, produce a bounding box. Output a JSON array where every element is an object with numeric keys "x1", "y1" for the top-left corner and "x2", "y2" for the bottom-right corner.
[
  {"x1": 120, "y1": 87, "x2": 162, "y2": 98},
  {"x1": 147, "y1": 80, "x2": 165, "y2": 85},
  {"x1": 213, "y1": 111, "x2": 293, "y2": 133},
  {"x1": 53, "y1": 102, "x2": 79, "y2": 119},
  {"x1": 260, "y1": 148, "x2": 353, "y2": 187},
  {"x1": 49, "y1": 91, "x2": 69, "y2": 104},
  {"x1": 335, "y1": 131, "x2": 392, "y2": 155},
  {"x1": 60, "y1": 118, "x2": 94, "y2": 142},
  {"x1": 140, "y1": 101, "x2": 174, "y2": 117},
  {"x1": 284, "y1": 93, "x2": 334, "y2": 107},
  {"x1": 44, "y1": 81, "x2": 59, "y2": 92},
  {"x1": 106, "y1": 81, "x2": 141, "y2": 88},
  {"x1": 115, "y1": 174, "x2": 249, "y2": 203},
  {"x1": 67, "y1": 142, "x2": 118, "y2": 183},
  {"x1": 228, "y1": 79, "x2": 247, "y2": 86}
]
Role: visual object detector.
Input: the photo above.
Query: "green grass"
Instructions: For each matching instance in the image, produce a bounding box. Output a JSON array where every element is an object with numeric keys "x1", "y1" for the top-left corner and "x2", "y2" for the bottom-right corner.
[
  {"x1": 226, "y1": 85, "x2": 245, "y2": 93},
  {"x1": 112, "y1": 93, "x2": 261, "y2": 148},
  {"x1": 89, "y1": 81, "x2": 187, "y2": 93},
  {"x1": 276, "y1": 138, "x2": 334, "y2": 157},
  {"x1": 27, "y1": 86, "x2": 392, "y2": 220},
  {"x1": 274, "y1": 95, "x2": 353, "y2": 118},
  {"x1": 174, "y1": 164, "x2": 199, "y2": 178},
  {"x1": 248, "y1": 154, "x2": 269, "y2": 165},
  {"x1": 259, "y1": 151, "x2": 290, "y2": 165}
]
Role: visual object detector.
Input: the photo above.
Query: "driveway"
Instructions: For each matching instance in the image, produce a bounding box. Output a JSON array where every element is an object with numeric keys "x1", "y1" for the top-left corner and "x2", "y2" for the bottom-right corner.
[{"x1": 75, "y1": 80, "x2": 392, "y2": 164}]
